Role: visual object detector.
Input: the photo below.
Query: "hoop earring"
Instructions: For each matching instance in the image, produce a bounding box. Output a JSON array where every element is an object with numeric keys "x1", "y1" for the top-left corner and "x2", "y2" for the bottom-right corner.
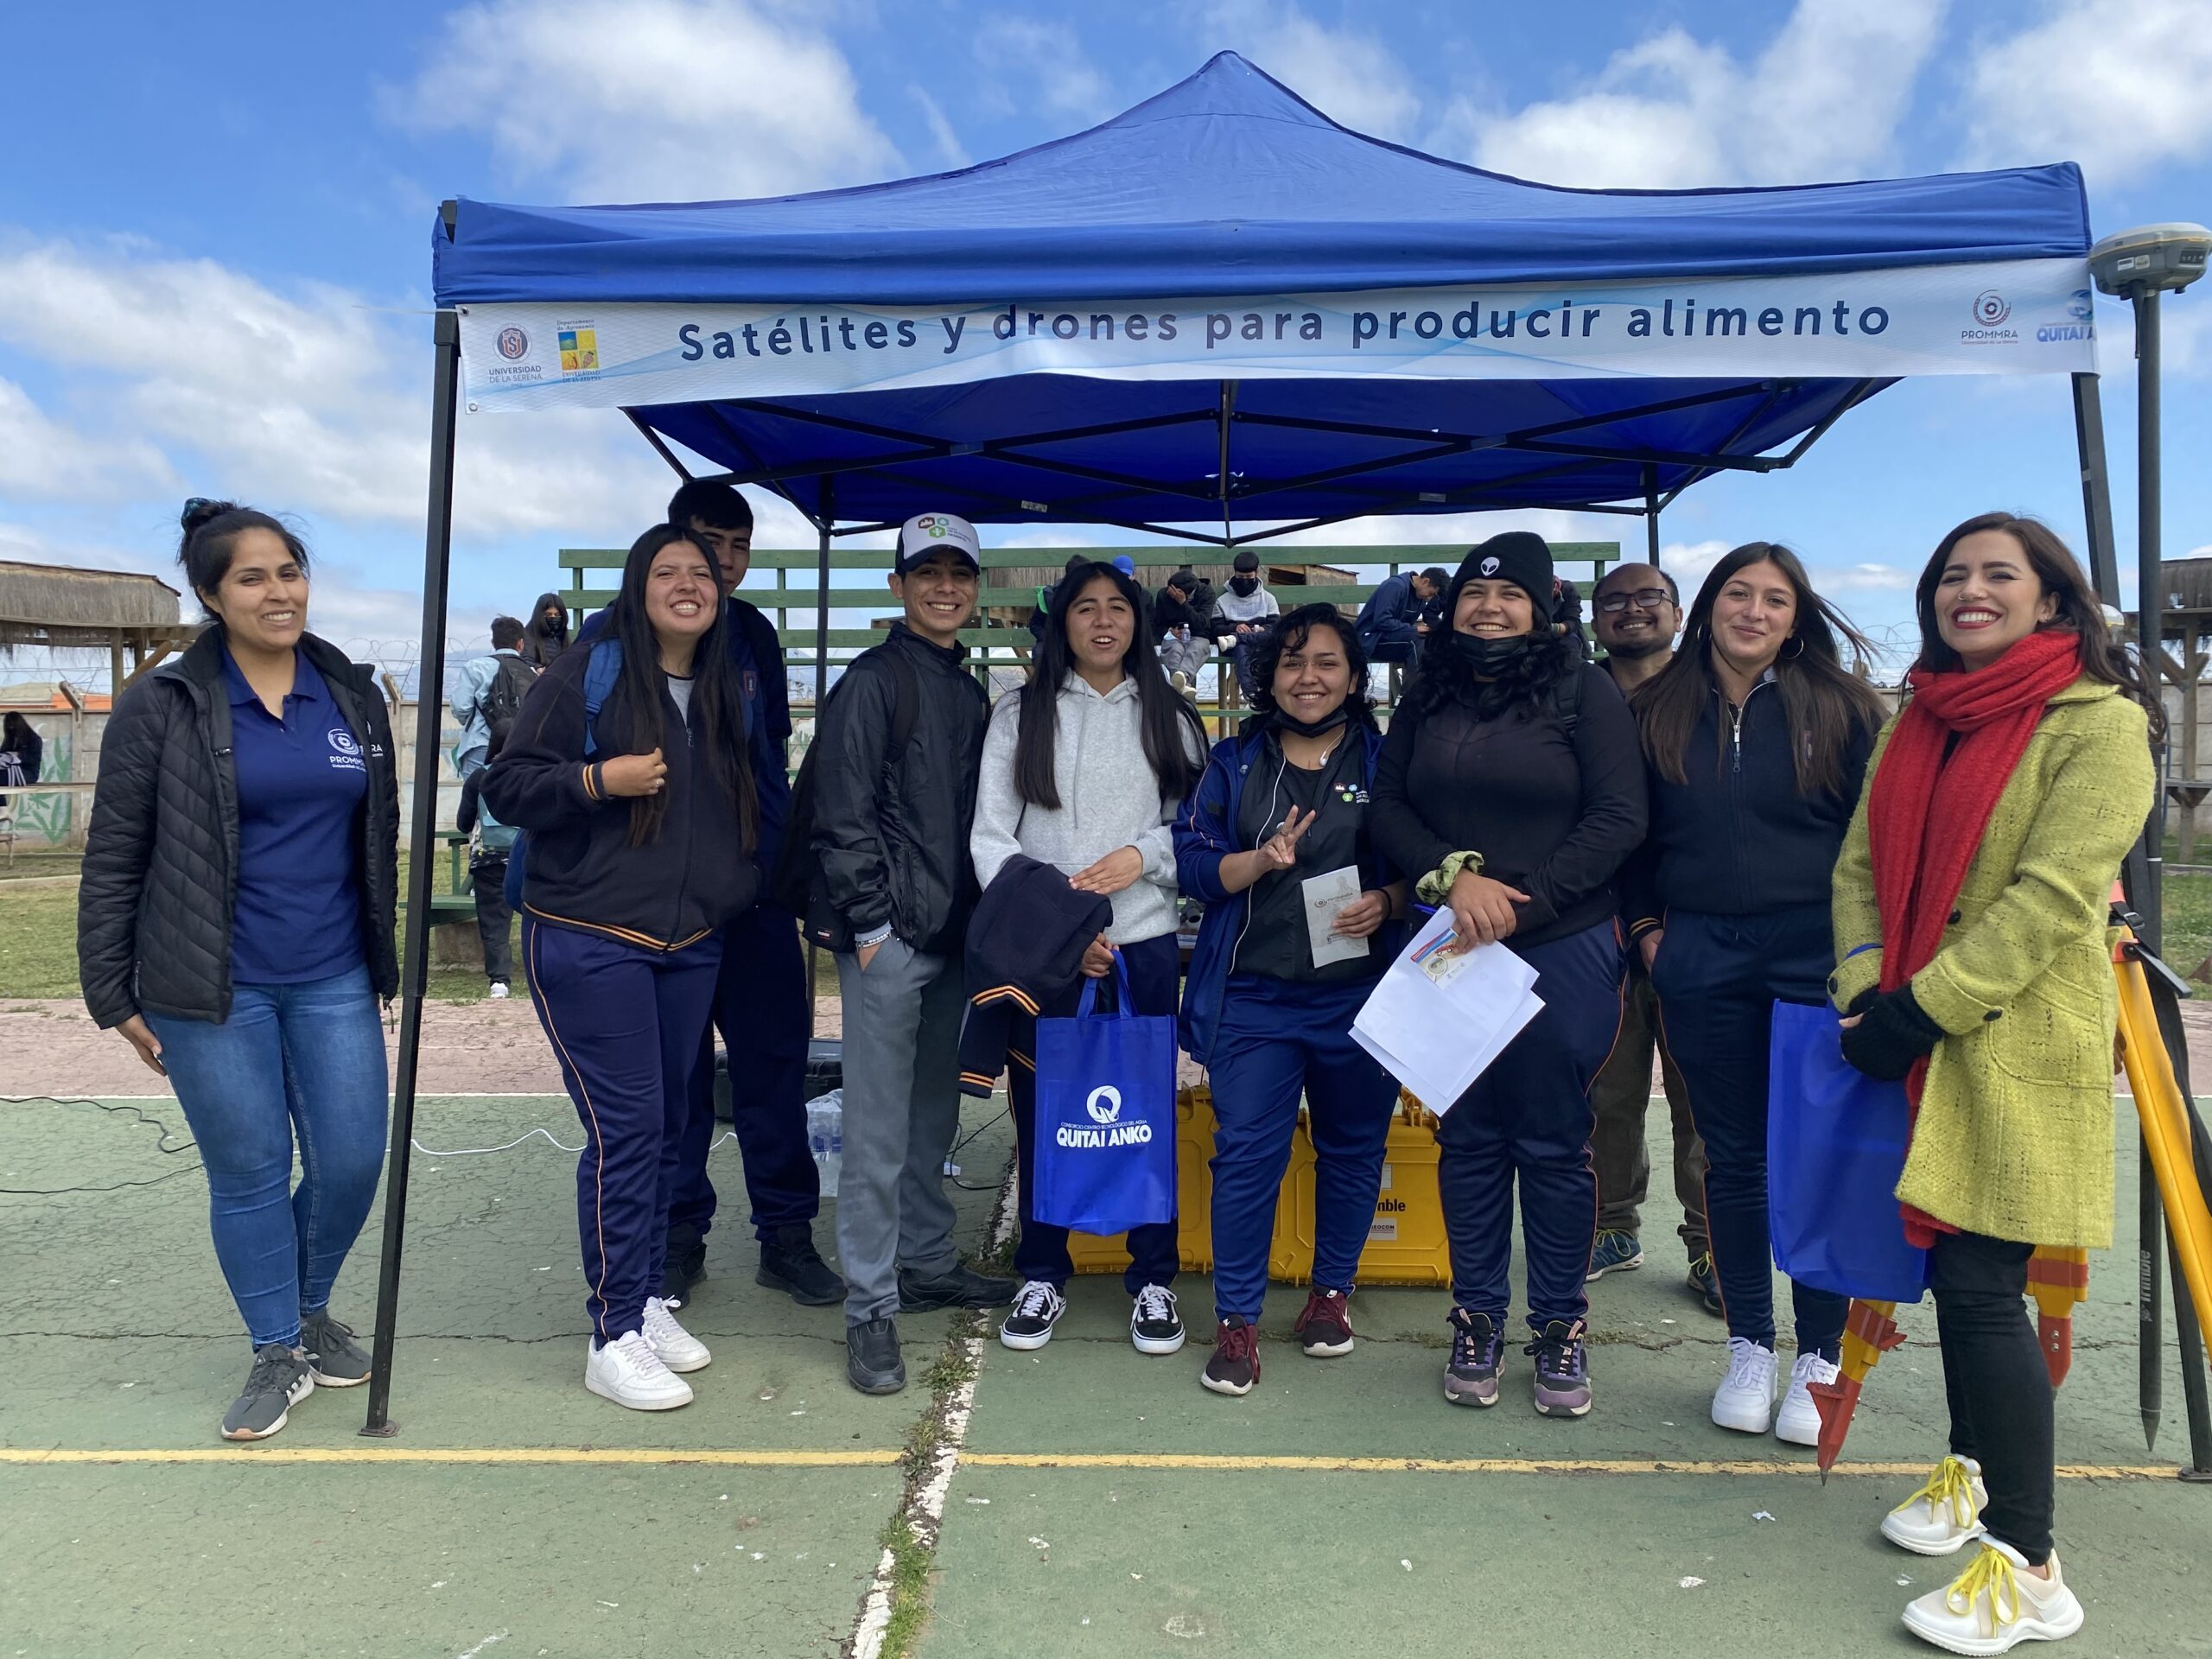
[{"x1": 1782, "y1": 635, "x2": 1806, "y2": 659}]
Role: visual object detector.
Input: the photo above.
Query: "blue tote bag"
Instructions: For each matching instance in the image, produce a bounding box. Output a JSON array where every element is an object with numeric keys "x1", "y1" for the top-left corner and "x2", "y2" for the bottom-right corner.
[
  {"x1": 1031, "y1": 957, "x2": 1178, "y2": 1235},
  {"x1": 1767, "y1": 999, "x2": 1930, "y2": 1303}
]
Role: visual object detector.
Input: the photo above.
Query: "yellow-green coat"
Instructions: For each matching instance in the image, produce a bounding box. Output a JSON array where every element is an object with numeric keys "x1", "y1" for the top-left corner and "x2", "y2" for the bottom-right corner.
[{"x1": 1830, "y1": 677, "x2": 2154, "y2": 1248}]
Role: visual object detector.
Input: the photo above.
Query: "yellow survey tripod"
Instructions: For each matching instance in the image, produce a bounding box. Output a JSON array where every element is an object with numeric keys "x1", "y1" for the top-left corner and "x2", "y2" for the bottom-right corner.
[{"x1": 2110, "y1": 894, "x2": 2212, "y2": 1477}]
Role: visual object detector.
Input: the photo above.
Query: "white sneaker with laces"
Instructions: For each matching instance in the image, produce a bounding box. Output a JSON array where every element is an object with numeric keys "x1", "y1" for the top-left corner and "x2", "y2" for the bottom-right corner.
[
  {"x1": 488, "y1": 981, "x2": 512, "y2": 1000},
  {"x1": 1711, "y1": 1337, "x2": 1778, "y2": 1434},
  {"x1": 1902, "y1": 1539, "x2": 2083, "y2": 1656},
  {"x1": 999, "y1": 1281, "x2": 1068, "y2": 1351},
  {"x1": 1776, "y1": 1350, "x2": 1840, "y2": 1446},
  {"x1": 642, "y1": 1295, "x2": 711, "y2": 1372},
  {"x1": 1131, "y1": 1284, "x2": 1186, "y2": 1356},
  {"x1": 585, "y1": 1329, "x2": 694, "y2": 1410},
  {"x1": 1884, "y1": 1455, "x2": 1990, "y2": 1556}
]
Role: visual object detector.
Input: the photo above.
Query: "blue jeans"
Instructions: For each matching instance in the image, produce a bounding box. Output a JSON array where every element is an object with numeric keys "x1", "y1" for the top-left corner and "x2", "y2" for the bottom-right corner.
[{"x1": 147, "y1": 963, "x2": 389, "y2": 1348}]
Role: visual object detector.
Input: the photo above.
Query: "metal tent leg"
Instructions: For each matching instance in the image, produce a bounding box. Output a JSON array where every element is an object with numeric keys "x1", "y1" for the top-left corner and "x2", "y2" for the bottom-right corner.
[
  {"x1": 805, "y1": 483, "x2": 834, "y2": 1010},
  {"x1": 362, "y1": 308, "x2": 461, "y2": 1436}
]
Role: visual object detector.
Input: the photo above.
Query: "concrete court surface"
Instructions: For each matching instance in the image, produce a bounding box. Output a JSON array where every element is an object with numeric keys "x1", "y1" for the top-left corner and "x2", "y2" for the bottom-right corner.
[{"x1": 3, "y1": 1088, "x2": 2210, "y2": 1658}]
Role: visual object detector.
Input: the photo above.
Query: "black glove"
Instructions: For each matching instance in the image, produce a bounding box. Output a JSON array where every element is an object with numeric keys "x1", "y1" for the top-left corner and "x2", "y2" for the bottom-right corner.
[{"x1": 1840, "y1": 984, "x2": 1945, "y2": 1082}]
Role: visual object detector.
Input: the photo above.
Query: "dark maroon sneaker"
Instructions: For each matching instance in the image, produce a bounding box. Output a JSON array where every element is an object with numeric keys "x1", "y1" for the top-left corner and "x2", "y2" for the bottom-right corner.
[
  {"x1": 1201, "y1": 1316, "x2": 1260, "y2": 1396},
  {"x1": 1525, "y1": 1319, "x2": 1593, "y2": 1418},
  {"x1": 1293, "y1": 1289, "x2": 1355, "y2": 1357},
  {"x1": 1444, "y1": 1307, "x2": 1502, "y2": 1407}
]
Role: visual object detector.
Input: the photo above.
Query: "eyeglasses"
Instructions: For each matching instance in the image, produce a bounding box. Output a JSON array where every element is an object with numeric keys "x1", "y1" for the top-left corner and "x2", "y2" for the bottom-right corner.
[{"x1": 1595, "y1": 588, "x2": 1675, "y2": 614}]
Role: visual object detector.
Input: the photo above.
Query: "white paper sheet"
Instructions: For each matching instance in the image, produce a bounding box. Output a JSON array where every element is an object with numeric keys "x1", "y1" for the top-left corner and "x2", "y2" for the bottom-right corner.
[
  {"x1": 1301, "y1": 865, "x2": 1369, "y2": 968},
  {"x1": 1351, "y1": 908, "x2": 1543, "y2": 1115}
]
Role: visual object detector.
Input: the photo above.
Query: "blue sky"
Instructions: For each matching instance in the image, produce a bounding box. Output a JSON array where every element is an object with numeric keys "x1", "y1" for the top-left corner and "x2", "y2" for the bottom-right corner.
[{"x1": 1, "y1": 0, "x2": 2207, "y2": 674}]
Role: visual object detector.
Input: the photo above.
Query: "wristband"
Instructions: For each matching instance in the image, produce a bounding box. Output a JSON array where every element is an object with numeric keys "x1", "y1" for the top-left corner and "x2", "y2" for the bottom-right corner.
[
  {"x1": 1414, "y1": 849, "x2": 1484, "y2": 905},
  {"x1": 855, "y1": 925, "x2": 893, "y2": 950}
]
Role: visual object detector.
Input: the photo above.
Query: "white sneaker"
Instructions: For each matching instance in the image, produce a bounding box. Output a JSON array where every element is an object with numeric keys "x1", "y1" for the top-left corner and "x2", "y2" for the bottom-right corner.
[
  {"x1": 642, "y1": 1296, "x2": 711, "y2": 1373},
  {"x1": 999, "y1": 1281, "x2": 1068, "y2": 1351},
  {"x1": 1776, "y1": 1350, "x2": 1840, "y2": 1446},
  {"x1": 1711, "y1": 1337, "x2": 1778, "y2": 1434},
  {"x1": 488, "y1": 981, "x2": 512, "y2": 1000},
  {"x1": 1902, "y1": 1540, "x2": 2083, "y2": 1656},
  {"x1": 1884, "y1": 1455, "x2": 1990, "y2": 1556},
  {"x1": 585, "y1": 1329, "x2": 694, "y2": 1411}
]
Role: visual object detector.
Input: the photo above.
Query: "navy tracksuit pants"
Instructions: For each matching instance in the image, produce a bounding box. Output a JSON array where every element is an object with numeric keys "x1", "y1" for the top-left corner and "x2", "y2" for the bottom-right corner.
[
  {"x1": 523, "y1": 915, "x2": 721, "y2": 1344},
  {"x1": 667, "y1": 905, "x2": 819, "y2": 1246},
  {"x1": 1008, "y1": 931, "x2": 1182, "y2": 1294},
  {"x1": 1437, "y1": 920, "x2": 1622, "y2": 1332},
  {"x1": 1206, "y1": 974, "x2": 1398, "y2": 1322},
  {"x1": 1649, "y1": 904, "x2": 1847, "y2": 1358}
]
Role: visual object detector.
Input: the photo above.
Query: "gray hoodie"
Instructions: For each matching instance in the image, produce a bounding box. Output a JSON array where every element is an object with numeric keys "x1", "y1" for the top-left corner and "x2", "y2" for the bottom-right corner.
[{"x1": 969, "y1": 674, "x2": 1202, "y2": 944}]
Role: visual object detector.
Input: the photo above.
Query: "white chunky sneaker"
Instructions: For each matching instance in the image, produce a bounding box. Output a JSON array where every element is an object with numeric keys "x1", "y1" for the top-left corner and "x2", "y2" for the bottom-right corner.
[
  {"x1": 999, "y1": 1281, "x2": 1068, "y2": 1351},
  {"x1": 1776, "y1": 1350, "x2": 1840, "y2": 1446},
  {"x1": 1710, "y1": 1336, "x2": 1778, "y2": 1434},
  {"x1": 642, "y1": 1295, "x2": 711, "y2": 1373},
  {"x1": 1902, "y1": 1540, "x2": 2083, "y2": 1656},
  {"x1": 585, "y1": 1329, "x2": 694, "y2": 1411},
  {"x1": 1884, "y1": 1455, "x2": 1991, "y2": 1556}
]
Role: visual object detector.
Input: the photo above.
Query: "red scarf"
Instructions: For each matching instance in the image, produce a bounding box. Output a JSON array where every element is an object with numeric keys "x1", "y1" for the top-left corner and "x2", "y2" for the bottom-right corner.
[{"x1": 1864, "y1": 628, "x2": 2083, "y2": 1244}]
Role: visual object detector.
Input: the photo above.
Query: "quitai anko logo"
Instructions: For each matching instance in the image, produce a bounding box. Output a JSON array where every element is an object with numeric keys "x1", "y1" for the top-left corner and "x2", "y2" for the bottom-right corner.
[
  {"x1": 496, "y1": 327, "x2": 529, "y2": 360},
  {"x1": 1084, "y1": 1084, "x2": 1123, "y2": 1125},
  {"x1": 1972, "y1": 290, "x2": 2011, "y2": 327}
]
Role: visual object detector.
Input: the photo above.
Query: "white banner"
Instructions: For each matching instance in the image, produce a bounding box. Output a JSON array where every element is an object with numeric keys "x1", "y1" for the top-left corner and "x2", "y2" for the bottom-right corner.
[{"x1": 456, "y1": 257, "x2": 2096, "y2": 413}]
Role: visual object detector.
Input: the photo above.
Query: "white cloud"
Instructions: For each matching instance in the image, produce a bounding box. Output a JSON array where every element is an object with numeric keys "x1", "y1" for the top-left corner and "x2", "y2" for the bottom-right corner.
[
  {"x1": 387, "y1": 0, "x2": 897, "y2": 202},
  {"x1": 1451, "y1": 0, "x2": 1944, "y2": 188},
  {"x1": 0, "y1": 378, "x2": 177, "y2": 501},
  {"x1": 912, "y1": 88, "x2": 971, "y2": 172},
  {"x1": 1661, "y1": 538, "x2": 1735, "y2": 582},
  {"x1": 1821, "y1": 562, "x2": 1915, "y2": 590},
  {"x1": 973, "y1": 20, "x2": 1113, "y2": 123},
  {"x1": 1201, "y1": 0, "x2": 1420, "y2": 138},
  {"x1": 1957, "y1": 0, "x2": 2212, "y2": 182},
  {"x1": 0, "y1": 236, "x2": 677, "y2": 546}
]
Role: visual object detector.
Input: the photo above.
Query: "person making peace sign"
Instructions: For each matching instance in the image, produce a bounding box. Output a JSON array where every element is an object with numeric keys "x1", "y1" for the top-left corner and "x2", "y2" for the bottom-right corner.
[{"x1": 1174, "y1": 607, "x2": 1408, "y2": 1397}]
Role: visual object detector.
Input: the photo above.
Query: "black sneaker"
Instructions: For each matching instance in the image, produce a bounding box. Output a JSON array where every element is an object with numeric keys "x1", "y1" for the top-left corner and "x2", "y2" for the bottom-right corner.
[
  {"x1": 1000, "y1": 1280, "x2": 1068, "y2": 1351},
  {"x1": 1444, "y1": 1308, "x2": 1503, "y2": 1408},
  {"x1": 758, "y1": 1224, "x2": 845, "y2": 1306},
  {"x1": 1130, "y1": 1284, "x2": 1185, "y2": 1356},
  {"x1": 1200, "y1": 1316, "x2": 1259, "y2": 1396},
  {"x1": 300, "y1": 1310, "x2": 371, "y2": 1387},
  {"x1": 1526, "y1": 1319, "x2": 1593, "y2": 1418},
  {"x1": 660, "y1": 1225, "x2": 707, "y2": 1306},
  {"x1": 1293, "y1": 1288, "x2": 1355, "y2": 1357},
  {"x1": 846, "y1": 1317, "x2": 906, "y2": 1395},
  {"x1": 221, "y1": 1344, "x2": 314, "y2": 1441},
  {"x1": 898, "y1": 1262, "x2": 1017, "y2": 1312}
]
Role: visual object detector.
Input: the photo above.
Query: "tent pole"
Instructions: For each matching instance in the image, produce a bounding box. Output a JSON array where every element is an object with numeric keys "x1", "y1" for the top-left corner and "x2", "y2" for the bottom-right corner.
[
  {"x1": 2072, "y1": 373, "x2": 2121, "y2": 603},
  {"x1": 1643, "y1": 466, "x2": 1660, "y2": 565},
  {"x1": 2133, "y1": 294, "x2": 2167, "y2": 957},
  {"x1": 806, "y1": 483, "x2": 835, "y2": 1011},
  {"x1": 1217, "y1": 381, "x2": 1237, "y2": 543},
  {"x1": 362, "y1": 306, "x2": 461, "y2": 1436}
]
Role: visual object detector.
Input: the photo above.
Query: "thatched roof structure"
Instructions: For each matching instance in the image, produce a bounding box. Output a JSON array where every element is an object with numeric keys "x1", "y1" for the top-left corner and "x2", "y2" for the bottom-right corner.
[{"x1": 0, "y1": 559, "x2": 186, "y2": 645}]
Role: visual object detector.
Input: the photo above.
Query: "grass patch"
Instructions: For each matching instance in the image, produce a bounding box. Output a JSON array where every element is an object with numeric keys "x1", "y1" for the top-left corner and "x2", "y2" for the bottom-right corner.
[
  {"x1": 2159, "y1": 868, "x2": 2212, "y2": 984},
  {"x1": 873, "y1": 1512, "x2": 938, "y2": 1659}
]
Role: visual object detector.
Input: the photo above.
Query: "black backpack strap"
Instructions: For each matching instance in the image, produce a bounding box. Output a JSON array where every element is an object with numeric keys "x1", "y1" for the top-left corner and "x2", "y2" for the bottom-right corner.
[
  {"x1": 1552, "y1": 660, "x2": 1583, "y2": 737},
  {"x1": 885, "y1": 643, "x2": 919, "y2": 765}
]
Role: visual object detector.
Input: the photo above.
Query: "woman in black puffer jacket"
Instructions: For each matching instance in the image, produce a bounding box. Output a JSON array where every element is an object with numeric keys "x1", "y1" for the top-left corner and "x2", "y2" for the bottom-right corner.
[{"x1": 78, "y1": 500, "x2": 397, "y2": 1444}]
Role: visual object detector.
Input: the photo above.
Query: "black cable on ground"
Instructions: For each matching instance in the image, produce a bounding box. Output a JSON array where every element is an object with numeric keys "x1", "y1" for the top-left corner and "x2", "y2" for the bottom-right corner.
[{"x1": 0, "y1": 1095, "x2": 202, "y2": 1195}]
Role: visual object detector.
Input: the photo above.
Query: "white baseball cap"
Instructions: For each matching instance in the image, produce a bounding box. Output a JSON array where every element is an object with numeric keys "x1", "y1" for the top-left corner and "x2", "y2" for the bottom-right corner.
[{"x1": 894, "y1": 512, "x2": 981, "y2": 574}]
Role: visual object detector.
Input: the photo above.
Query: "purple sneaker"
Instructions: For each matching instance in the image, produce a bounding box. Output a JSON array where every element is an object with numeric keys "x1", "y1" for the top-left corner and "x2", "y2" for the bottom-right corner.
[
  {"x1": 1444, "y1": 1308, "x2": 1503, "y2": 1407},
  {"x1": 1526, "y1": 1319, "x2": 1592, "y2": 1418}
]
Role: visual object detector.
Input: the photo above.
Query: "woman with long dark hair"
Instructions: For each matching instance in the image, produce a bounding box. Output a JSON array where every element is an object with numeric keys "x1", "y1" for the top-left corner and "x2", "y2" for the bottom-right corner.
[
  {"x1": 484, "y1": 524, "x2": 760, "y2": 1413},
  {"x1": 971, "y1": 560, "x2": 1207, "y2": 1354},
  {"x1": 1175, "y1": 606, "x2": 1408, "y2": 1395},
  {"x1": 78, "y1": 499, "x2": 398, "y2": 1440},
  {"x1": 0, "y1": 710, "x2": 42, "y2": 788},
  {"x1": 1833, "y1": 513, "x2": 2154, "y2": 1653},
  {"x1": 1622, "y1": 543, "x2": 1887, "y2": 1444},
  {"x1": 1370, "y1": 531, "x2": 1645, "y2": 1418}
]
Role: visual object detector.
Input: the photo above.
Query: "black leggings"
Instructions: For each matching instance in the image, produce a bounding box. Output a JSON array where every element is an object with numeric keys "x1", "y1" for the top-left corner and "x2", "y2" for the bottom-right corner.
[{"x1": 1931, "y1": 1230, "x2": 2054, "y2": 1564}]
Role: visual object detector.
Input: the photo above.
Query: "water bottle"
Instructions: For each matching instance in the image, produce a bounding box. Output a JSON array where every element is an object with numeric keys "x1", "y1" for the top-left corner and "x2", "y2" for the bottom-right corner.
[{"x1": 805, "y1": 1090, "x2": 842, "y2": 1198}]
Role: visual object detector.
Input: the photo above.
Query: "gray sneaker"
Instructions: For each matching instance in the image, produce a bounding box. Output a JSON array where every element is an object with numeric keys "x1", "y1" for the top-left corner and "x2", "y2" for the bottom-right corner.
[
  {"x1": 221, "y1": 1344, "x2": 314, "y2": 1441},
  {"x1": 301, "y1": 1310, "x2": 371, "y2": 1387}
]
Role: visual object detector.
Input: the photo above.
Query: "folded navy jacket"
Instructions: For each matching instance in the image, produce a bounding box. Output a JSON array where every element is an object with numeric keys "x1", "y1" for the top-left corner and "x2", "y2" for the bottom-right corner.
[{"x1": 955, "y1": 853, "x2": 1112, "y2": 1099}]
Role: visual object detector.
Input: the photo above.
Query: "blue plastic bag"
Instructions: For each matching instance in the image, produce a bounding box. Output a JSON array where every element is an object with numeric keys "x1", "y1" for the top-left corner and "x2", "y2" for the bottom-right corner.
[
  {"x1": 1031, "y1": 957, "x2": 1178, "y2": 1235},
  {"x1": 1767, "y1": 999, "x2": 1929, "y2": 1302}
]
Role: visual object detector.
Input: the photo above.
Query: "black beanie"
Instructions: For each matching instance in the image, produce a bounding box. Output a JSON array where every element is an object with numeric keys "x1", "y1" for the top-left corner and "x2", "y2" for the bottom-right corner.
[{"x1": 1450, "y1": 531, "x2": 1555, "y2": 625}]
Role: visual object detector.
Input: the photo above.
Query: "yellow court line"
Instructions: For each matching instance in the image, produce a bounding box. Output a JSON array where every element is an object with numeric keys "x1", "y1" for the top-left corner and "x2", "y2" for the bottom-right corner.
[{"x1": 0, "y1": 1446, "x2": 2175, "y2": 1479}]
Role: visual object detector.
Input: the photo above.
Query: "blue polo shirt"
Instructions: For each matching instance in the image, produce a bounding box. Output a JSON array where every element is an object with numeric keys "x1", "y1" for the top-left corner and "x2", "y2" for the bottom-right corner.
[{"x1": 224, "y1": 646, "x2": 368, "y2": 984}]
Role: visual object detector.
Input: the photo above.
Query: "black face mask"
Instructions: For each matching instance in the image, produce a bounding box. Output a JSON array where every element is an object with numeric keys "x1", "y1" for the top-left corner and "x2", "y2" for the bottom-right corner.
[
  {"x1": 1230, "y1": 575, "x2": 1259, "y2": 597},
  {"x1": 1272, "y1": 703, "x2": 1349, "y2": 740},
  {"x1": 1454, "y1": 632, "x2": 1533, "y2": 677}
]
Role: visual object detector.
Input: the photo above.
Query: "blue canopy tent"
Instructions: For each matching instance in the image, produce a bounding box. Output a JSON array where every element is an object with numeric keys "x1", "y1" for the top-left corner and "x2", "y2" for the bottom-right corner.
[{"x1": 364, "y1": 53, "x2": 2119, "y2": 1429}]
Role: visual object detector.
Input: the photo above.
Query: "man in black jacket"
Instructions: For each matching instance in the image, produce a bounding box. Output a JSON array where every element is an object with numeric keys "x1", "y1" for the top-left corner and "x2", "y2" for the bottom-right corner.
[{"x1": 811, "y1": 511, "x2": 1014, "y2": 1394}]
